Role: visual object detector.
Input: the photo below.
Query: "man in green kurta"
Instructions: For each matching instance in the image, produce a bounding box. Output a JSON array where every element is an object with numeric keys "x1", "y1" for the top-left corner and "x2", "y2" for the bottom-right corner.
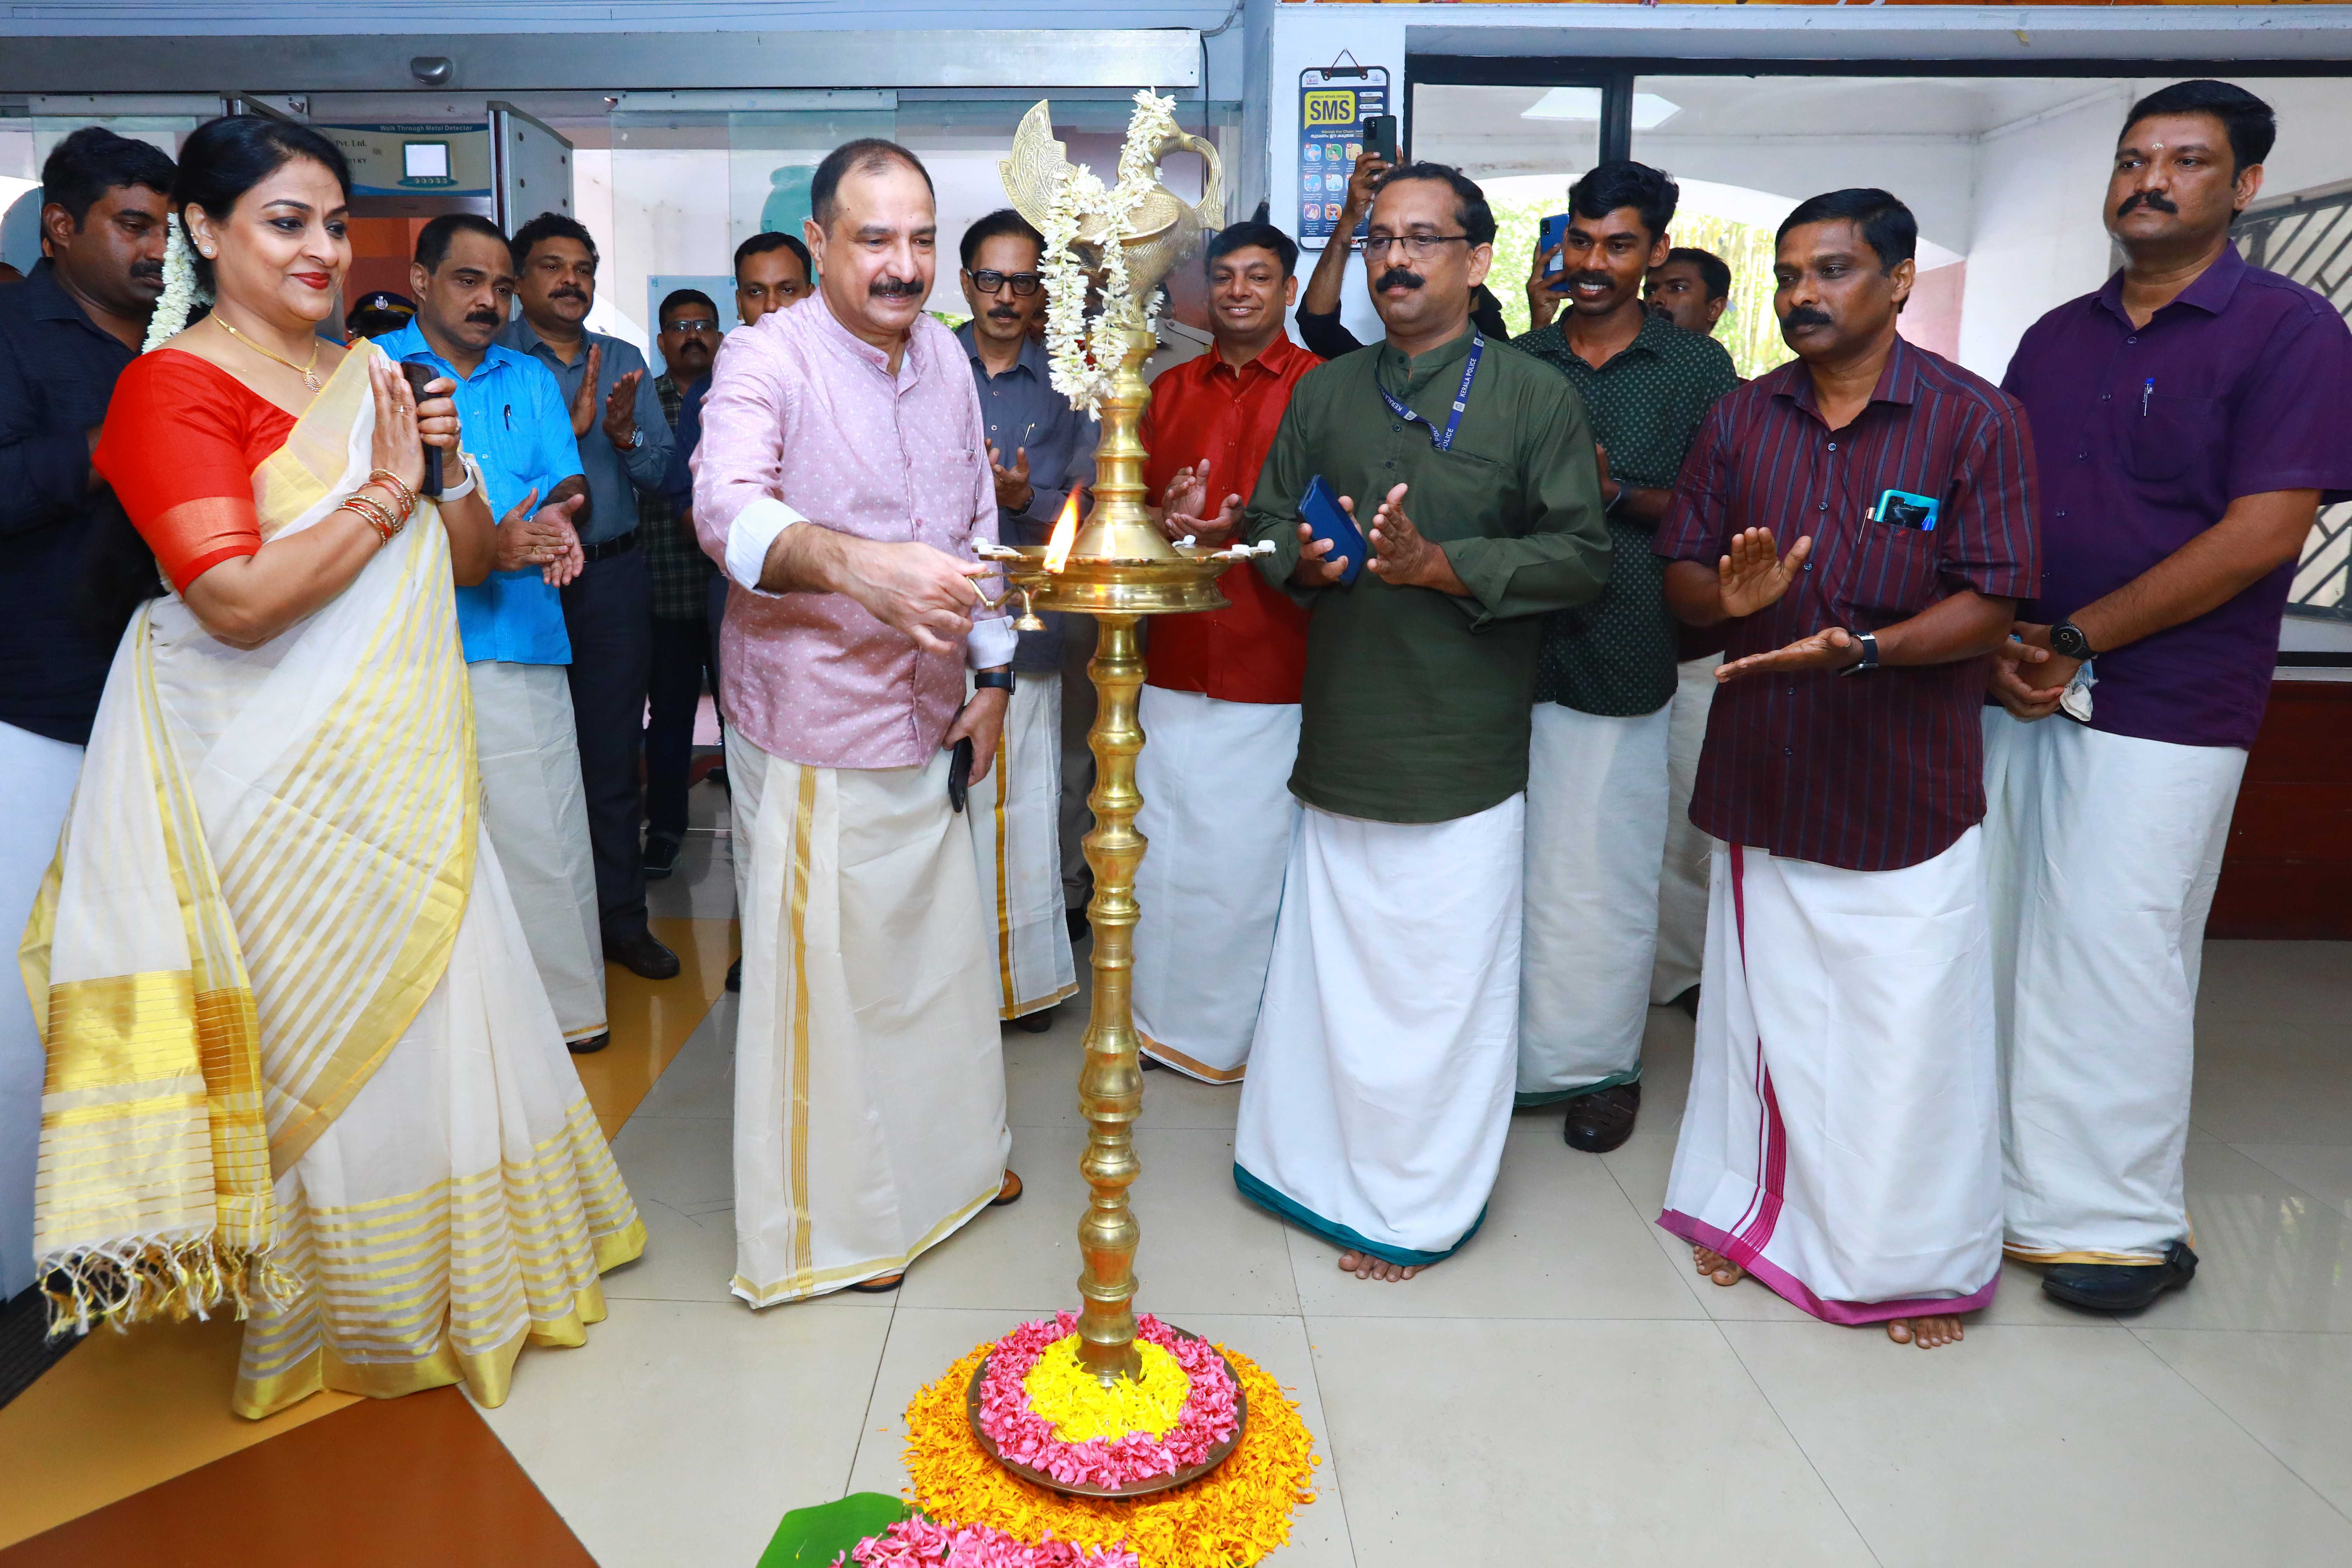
[{"x1": 1228, "y1": 163, "x2": 1611, "y2": 1282}]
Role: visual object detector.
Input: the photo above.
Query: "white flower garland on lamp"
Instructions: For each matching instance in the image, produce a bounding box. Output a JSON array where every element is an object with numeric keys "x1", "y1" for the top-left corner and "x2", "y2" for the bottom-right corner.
[
  {"x1": 1041, "y1": 88, "x2": 1181, "y2": 414},
  {"x1": 142, "y1": 212, "x2": 211, "y2": 354}
]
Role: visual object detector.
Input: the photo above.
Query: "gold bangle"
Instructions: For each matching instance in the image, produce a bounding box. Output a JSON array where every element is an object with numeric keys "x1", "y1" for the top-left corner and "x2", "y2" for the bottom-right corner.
[
  {"x1": 367, "y1": 468, "x2": 418, "y2": 519},
  {"x1": 345, "y1": 492, "x2": 401, "y2": 544}
]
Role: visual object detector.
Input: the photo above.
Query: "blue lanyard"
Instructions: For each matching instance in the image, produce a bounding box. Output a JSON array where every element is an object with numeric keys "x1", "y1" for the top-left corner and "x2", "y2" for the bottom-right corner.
[{"x1": 1379, "y1": 334, "x2": 1484, "y2": 453}]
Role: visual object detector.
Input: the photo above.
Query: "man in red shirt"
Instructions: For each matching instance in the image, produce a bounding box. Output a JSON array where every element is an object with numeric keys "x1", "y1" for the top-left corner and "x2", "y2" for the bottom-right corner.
[{"x1": 1130, "y1": 221, "x2": 1321, "y2": 1082}]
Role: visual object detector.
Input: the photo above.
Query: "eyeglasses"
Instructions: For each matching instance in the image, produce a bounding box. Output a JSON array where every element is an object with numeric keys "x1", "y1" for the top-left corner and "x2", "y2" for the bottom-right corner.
[
  {"x1": 1363, "y1": 232, "x2": 1472, "y2": 260},
  {"x1": 968, "y1": 269, "x2": 1044, "y2": 296},
  {"x1": 663, "y1": 319, "x2": 720, "y2": 336}
]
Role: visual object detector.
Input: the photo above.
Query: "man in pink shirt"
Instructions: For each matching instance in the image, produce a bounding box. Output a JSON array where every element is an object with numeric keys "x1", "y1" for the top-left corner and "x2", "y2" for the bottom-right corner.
[{"x1": 694, "y1": 139, "x2": 1023, "y2": 1304}]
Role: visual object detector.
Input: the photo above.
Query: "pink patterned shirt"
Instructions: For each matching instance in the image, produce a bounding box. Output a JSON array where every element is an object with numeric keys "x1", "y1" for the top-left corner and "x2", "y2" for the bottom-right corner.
[{"x1": 692, "y1": 294, "x2": 1016, "y2": 770}]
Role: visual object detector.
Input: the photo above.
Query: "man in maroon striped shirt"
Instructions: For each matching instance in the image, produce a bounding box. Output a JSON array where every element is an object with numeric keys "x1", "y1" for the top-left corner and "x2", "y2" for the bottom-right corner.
[{"x1": 1652, "y1": 189, "x2": 2040, "y2": 1350}]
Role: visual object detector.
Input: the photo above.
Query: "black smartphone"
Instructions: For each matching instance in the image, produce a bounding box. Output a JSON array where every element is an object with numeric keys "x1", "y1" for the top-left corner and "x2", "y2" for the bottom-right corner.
[
  {"x1": 947, "y1": 737, "x2": 974, "y2": 813},
  {"x1": 396, "y1": 360, "x2": 444, "y2": 497},
  {"x1": 1364, "y1": 114, "x2": 1398, "y2": 166}
]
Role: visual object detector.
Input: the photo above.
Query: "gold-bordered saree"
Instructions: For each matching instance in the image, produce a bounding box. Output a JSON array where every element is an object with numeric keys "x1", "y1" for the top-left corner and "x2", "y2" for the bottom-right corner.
[{"x1": 21, "y1": 346, "x2": 643, "y2": 1418}]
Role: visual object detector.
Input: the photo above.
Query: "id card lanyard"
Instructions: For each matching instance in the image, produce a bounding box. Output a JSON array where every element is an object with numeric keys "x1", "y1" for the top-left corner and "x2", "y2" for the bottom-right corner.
[{"x1": 1379, "y1": 334, "x2": 1484, "y2": 453}]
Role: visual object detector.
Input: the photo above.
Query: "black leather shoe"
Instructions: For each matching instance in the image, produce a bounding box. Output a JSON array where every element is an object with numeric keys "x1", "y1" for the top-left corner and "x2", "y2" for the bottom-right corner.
[
  {"x1": 726, "y1": 957, "x2": 741, "y2": 992},
  {"x1": 606, "y1": 927, "x2": 680, "y2": 981},
  {"x1": 1066, "y1": 908, "x2": 1090, "y2": 944},
  {"x1": 1670, "y1": 985, "x2": 1700, "y2": 1020},
  {"x1": 2042, "y1": 1241, "x2": 2198, "y2": 1313},
  {"x1": 642, "y1": 832, "x2": 682, "y2": 881},
  {"x1": 1013, "y1": 1006, "x2": 1055, "y2": 1034},
  {"x1": 567, "y1": 1031, "x2": 610, "y2": 1055},
  {"x1": 1563, "y1": 1083, "x2": 1642, "y2": 1153}
]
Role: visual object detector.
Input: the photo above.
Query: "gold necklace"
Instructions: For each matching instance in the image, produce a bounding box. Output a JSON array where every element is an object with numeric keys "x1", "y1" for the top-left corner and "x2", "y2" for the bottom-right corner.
[{"x1": 214, "y1": 315, "x2": 322, "y2": 391}]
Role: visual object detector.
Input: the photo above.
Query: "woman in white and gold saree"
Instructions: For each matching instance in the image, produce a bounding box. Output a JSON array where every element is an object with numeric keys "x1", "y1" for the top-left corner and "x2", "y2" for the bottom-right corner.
[{"x1": 22, "y1": 116, "x2": 642, "y2": 1419}]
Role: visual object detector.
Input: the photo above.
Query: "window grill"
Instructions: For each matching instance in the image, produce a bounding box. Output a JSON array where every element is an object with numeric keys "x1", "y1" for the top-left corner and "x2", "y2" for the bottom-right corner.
[{"x1": 2234, "y1": 189, "x2": 2352, "y2": 622}]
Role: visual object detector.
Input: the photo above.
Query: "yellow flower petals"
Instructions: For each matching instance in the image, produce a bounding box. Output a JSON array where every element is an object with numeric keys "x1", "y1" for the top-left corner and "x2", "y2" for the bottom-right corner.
[{"x1": 1023, "y1": 1334, "x2": 1191, "y2": 1443}]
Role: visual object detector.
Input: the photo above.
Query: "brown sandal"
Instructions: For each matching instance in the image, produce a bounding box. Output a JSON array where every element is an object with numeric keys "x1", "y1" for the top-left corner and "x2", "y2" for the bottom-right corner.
[
  {"x1": 992, "y1": 1170, "x2": 1023, "y2": 1206},
  {"x1": 849, "y1": 1271, "x2": 904, "y2": 1293}
]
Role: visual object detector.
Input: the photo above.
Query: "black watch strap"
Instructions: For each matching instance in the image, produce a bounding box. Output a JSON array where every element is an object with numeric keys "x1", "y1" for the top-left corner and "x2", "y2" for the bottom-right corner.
[
  {"x1": 973, "y1": 668, "x2": 1015, "y2": 693},
  {"x1": 1838, "y1": 628, "x2": 1880, "y2": 677}
]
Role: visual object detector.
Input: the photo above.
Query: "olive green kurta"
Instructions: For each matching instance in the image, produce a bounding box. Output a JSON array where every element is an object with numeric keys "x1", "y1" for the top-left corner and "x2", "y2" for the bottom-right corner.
[{"x1": 1244, "y1": 328, "x2": 1611, "y2": 825}]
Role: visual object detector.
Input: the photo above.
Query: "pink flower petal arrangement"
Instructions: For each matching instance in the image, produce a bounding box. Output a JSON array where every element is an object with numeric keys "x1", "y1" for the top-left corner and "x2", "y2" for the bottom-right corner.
[
  {"x1": 974, "y1": 1311, "x2": 1241, "y2": 1491},
  {"x1": 841, "y1": 1516, "x2": 1139, "y2": 1568}
]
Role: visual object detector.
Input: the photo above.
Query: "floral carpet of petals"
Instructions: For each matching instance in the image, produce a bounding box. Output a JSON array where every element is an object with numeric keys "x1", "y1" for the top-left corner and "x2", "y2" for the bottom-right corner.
[
  {"x1": 842, "y1": 1517, "x2": 1139, "y2": 1568},
  {"x1": 905, "y1": 1322, "x2": 1319, "y2": 1568},
  {"x1": 979, "y1": 1313, "x2": 1232, "y2": 1486}
]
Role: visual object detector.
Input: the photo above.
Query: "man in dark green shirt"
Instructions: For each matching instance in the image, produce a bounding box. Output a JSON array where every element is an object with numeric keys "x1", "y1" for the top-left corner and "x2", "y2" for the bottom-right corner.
[
  {"x1": 1508, "y1": 163, "x2": 1740, "y2": 1155},
  {"x1": 1230, "y1": 164, "x2": 1609, "y2": 1283}
]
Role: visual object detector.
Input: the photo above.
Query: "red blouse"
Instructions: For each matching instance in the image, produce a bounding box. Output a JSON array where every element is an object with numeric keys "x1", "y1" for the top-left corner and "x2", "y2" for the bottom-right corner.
[{"x1": 96, "y1": 349, "x2": 298, "y2": 593}]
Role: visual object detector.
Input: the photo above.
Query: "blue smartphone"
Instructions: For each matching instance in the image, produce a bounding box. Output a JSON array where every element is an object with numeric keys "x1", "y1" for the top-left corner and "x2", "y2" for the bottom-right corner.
[
  {"x1": 1537, "y1": 212, "x2": 1572, "y2": 294},
  {"x1": 1873, "y1": 488, "x2": 1941, "y2": 532},
  {"x1": 1299, "y1": 474, "x2": 1365, "y2": 585}
]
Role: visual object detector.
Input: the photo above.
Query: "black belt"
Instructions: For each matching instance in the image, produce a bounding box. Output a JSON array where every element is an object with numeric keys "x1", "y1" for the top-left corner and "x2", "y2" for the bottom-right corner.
[{"x1": 580, "y1": 530, "x2": 637, "y2": 564}]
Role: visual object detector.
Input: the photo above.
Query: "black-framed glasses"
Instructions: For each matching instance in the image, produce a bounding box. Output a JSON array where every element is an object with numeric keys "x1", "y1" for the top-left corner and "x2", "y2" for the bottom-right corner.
[
  {"x1": 968, "y1": 268, "x2": 1044, "y2": 296},
  {"x1": 663, "y1": 319, "x2": 720, "y2": 336},
  {"x1": 1363, "y1": 232, "x2": 1472, "y2": 261}
]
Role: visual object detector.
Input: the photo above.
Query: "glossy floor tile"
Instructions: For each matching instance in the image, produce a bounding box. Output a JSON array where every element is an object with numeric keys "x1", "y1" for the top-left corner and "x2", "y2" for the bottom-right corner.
[
  {"x1": 2135, "y1": 1328, "x2": 2352, "y2": 1516},
  {"x1": 1722, "y1": 1319, "x2": 2352, "y2": 1566},
  {"x1": 1309, "y1": 1315, "x2": 1876, "y2": 1567},
  {"x1": 472, "y1": 1294, "x2": 894, "y2": 1568}
]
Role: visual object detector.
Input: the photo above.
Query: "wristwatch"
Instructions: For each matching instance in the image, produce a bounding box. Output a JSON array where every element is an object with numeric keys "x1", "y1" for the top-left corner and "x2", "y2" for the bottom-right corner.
[
  {"x1": 1839, "y1": 629, "x2": 1881, "y2": 678},
  {"x1": 623, "y1": 426, "x2": 645, "y2": 450},
  {"x1": 974, "y1": 669, "x2": 1015, "y2": 693},
  {"x1": 2049, "y1": 619, "x2": 2097, "y2": 661}
]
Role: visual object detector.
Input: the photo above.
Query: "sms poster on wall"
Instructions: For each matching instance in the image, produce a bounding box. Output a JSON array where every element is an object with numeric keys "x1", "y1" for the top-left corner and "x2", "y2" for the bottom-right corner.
[{"x1": 1297, "y1": 65, "x2": 1388, "y2": 250}]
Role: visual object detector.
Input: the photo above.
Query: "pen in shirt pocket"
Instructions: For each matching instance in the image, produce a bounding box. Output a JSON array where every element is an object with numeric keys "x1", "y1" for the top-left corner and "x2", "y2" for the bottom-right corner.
[
  {"x1": 504, "y1": 403, "x2": 513, "y2": 430},
  {"x1": 2142, "y1": 378, "x2": 2153, "y2": 416}
]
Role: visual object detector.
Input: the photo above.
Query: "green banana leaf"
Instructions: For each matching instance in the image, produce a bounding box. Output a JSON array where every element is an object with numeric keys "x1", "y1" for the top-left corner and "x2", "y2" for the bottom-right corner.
[{"x1": 753, "y1": 1492, "x2": 916, "y2": 1567}]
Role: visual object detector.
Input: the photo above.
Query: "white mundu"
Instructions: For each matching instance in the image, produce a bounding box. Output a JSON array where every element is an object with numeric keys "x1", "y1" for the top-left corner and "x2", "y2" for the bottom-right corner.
[
  {"x1": 467, "y1": 660, "x2": 607, "y2": 1044},
  {"x1": 1650, "y1": 654, "x2": 1720, "y2": 1005},
  {"x1": 0, "y1": 720, "x2": 82, "y2": 1301},
  {"x1": 1982, "y1": 710, "x2": 2244, "y2": 1264},
  {"x1": 970, "y1": 671, "x2": 1077, "y2": 1021},
  {"x1": 728, "y1": 731, "x2": 1013, "y2": 1304},
  {"x1": 1517, "y1": 701, "x2": 1671, "y2": 1104},
  {"x1": 1131, "y1": 685, "x2": 1302, "y2": 1083},
  {"x1": 1234, "y1": 795, "x2": 1524, "y2": 1264},
  {"x1": 1660, "y1": 832, "x2": 2004, "y2": 1322}
]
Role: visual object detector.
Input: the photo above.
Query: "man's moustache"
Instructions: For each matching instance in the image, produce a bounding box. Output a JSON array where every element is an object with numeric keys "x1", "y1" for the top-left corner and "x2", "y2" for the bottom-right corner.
[
  {"x1": 869, "y1": 277, "x2": 925, "y2": 299},
  {"x1": 2117, "y1": 191, "x2": 2179, "y2": 217},
  {"x1": 128, "y1": 262, "x2": 164, "y2": 282},
  {"x1": 1374, "y1": 267, "x2": 1425, "y2": 292},
  {"x1": 1782, "y1": 306, "x2": 1833, "y2": 330},
  {"x1": 987, "y1": 307, "x2": 1020, "y2": 320},
  {"x1": 464, "y1": 311, "x2": 501, "y2": 326},
  {"x1": 550, "y1": 288, "x2": 588, "y2": 302}
]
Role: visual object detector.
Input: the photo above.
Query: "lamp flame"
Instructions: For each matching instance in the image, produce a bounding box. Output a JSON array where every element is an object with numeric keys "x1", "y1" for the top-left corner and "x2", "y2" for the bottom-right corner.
[{"x1": 1043, "y1": 489, "x2": 1082, "y2": 574}]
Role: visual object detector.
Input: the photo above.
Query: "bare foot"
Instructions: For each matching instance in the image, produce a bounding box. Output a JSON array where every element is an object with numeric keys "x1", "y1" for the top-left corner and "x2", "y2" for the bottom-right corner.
[
  {"x1": 1693, "y1": 1245, "x2": 1745, "y2": 1287},
  {"x1": 1337, "y1": 1249, "x2": 1421, "y2": 1282},
  {"x1": 1885, "y1": 1314, "x2": 1965, "y2": 1349}
]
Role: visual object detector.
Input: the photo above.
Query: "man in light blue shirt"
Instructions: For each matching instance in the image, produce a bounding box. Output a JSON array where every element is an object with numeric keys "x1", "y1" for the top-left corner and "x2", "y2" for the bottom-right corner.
[
  {"x1": 501, "y1": 212, "x2": 679, "y2": 982},
  {"x1": 380, "y1": 213, "x2": 612, "y2": 1052}
]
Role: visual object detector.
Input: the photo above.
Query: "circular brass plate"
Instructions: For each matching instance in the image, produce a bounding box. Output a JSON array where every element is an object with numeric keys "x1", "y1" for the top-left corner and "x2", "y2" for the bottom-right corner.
[{"x1": 964, "y1": 1329, "x2": 1250, "y2": 1499}]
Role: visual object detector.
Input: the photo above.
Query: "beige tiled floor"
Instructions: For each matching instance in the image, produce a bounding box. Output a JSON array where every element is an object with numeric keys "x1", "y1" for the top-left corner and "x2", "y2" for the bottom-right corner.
[{"x1": 483, "y1": 792, "x2": 2352, "y2": 1566}]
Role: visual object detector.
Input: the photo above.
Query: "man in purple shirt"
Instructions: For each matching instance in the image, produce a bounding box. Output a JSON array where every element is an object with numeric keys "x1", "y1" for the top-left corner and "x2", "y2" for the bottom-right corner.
[
  {"x1": 1986, "y1": 80, "x2": 2352, "y2": 1314},
  {"x1": 1656, "y1": 189, "x2": 2038, "y2": 1350}
]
